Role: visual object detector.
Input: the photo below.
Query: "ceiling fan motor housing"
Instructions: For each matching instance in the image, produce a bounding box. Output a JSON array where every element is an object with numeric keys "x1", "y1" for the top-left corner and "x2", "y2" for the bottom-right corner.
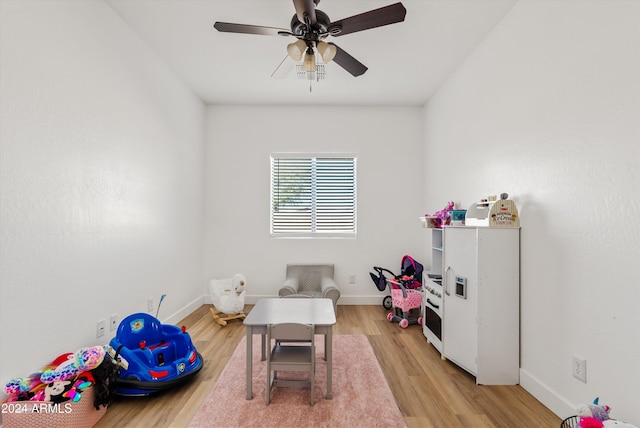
[{"x1": 290, "y1": 9, "x2": 336, "y2": 42}]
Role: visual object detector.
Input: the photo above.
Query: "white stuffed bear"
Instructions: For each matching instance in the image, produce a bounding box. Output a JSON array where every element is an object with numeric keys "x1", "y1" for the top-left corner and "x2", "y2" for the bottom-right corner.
[{"x1": 209, "y1": 274, "x2": 246, "y2": 315}]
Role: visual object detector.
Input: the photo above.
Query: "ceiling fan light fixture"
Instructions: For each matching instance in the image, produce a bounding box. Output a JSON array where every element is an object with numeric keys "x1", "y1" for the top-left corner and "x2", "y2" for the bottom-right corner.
[
  {"x1": 302, "y1": 48, "x2": 316, "y2": 72},
  {"x1": 316, "y1": 41, "x2": 336, "y2": 63},
  {"x1": 286, "y1": 39, "x2": 307, "y2": 61}
]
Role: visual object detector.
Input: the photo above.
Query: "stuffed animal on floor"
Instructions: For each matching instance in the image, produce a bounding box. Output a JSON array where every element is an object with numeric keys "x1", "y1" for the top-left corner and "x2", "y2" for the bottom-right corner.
[{"x1": 209, "y1": 273, "x2": 246, "y2": 315}]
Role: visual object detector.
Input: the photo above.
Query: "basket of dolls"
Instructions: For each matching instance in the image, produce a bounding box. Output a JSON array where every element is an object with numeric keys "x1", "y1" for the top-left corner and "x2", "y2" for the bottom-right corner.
[
  {"x1": 2, "y1": 387, "x2": 106, "y2": 428},
  {"x1": 2, "y1": 346, "x2": 117, "y2": 428}
]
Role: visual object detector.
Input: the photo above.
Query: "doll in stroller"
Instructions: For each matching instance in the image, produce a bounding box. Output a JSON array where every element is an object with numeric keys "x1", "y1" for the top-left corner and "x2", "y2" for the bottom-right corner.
[{"x1": 370, "y1": 255, "x2": 424, "y2": 329}]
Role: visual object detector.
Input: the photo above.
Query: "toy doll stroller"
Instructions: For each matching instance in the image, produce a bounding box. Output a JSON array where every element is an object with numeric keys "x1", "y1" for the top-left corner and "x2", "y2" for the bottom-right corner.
[
  {"x1": 370, "y1": 255, "x2": 424, "y2": 328},
  {"x1": 370, "y1": 266, "x2": 396, "y2": 310},
  {"x1": 386, "y1": 276, "x2": 423, "y2": 328}
]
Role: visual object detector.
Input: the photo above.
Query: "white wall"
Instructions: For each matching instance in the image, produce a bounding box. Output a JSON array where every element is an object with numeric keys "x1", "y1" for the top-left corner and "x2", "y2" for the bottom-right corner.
[
  {"x1": 0, "y1": 0, "x2": 205, "y2": 403},
  {"x1": 204, "y1": 105, "x2": 425, "y2": 304},
  {"x1": 3, "y1": 0, "x2": 639, "y2": 423},
  {"x1": 422, "y1": 0, "x2": 640, "y2": 423}
]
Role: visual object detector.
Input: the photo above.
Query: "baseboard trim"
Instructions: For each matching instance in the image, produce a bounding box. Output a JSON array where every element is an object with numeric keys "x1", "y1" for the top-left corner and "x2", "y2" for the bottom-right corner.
[
  {"x1": 233, "y1": 295, "x2": 386, "y2": 306},
  {"x1": 519, "y1": 368, "x2": 575, "y2": 419},
  {"x1": 163, "y1": 296, "x2": 205, "y2": 325}
]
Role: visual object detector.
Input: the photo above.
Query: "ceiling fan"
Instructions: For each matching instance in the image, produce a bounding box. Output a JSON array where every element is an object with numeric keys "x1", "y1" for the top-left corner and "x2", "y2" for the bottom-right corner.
[{"x1": 213, "y1": 0, "x2": 407, "y2": 78}]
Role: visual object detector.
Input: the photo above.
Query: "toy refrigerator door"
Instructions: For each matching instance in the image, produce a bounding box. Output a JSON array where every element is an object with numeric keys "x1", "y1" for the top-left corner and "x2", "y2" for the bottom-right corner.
[{"x1": 442, "y1": 227, "x2": 478, "y2": 376}]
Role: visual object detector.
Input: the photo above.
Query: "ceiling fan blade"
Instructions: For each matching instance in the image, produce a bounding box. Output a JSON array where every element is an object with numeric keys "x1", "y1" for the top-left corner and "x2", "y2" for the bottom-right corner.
[
  {"x1": 271, "y1": 55, "x2": 296, "y2": 79},
  {"x1": 329, "y1": 43, "x2": 367, "y2": 77},
  {"x1": 214, "y1": 22, "x2": 290, "y2": 37},
  {"x1": 292, "y1": 0, "x2": 317, "y2": 25},
  {"x1": 329, "y1": 2, "x2": 407, "y2": 37}
]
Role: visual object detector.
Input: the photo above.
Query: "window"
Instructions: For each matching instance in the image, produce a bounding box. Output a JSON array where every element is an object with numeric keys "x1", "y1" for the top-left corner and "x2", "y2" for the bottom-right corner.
[{"x1": 270, "y1": 154, "x2": 357, "y2": 238}]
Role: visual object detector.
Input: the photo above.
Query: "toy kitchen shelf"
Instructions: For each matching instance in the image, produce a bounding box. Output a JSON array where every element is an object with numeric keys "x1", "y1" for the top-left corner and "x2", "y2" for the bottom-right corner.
[
  {"x1": 421, "y1": 194, "x2": 520, "y2": 228},
  {"x1": 420, "y1": 195, "x2": 521, "y2": 385}
]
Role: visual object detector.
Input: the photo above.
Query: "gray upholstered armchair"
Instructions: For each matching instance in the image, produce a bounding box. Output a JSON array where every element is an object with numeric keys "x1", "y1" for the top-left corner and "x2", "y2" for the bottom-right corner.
[{"x1": 279, "y1": 264, "x2": 340, "y2": 312}]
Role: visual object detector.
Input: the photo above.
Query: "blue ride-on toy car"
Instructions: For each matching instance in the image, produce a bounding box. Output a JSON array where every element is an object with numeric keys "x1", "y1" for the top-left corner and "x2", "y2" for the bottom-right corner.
[{"x1": 108, "y1": 312, "x2": 203, "y2": 396}]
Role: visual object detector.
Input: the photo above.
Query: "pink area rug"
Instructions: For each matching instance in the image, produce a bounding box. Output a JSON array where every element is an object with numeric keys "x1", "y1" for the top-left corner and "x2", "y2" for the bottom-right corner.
[{"x1": 189, "y1": 334, "x2": 406, "y2": 428}]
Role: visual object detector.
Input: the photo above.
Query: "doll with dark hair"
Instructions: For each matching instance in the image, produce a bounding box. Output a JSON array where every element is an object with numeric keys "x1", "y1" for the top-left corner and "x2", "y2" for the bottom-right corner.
[{"x1": 90, "y1": 352, "x2": 119, "y2": 410}]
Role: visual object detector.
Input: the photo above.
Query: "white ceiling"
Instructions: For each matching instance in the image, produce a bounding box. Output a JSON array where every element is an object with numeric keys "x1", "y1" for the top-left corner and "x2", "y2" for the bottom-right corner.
[{"x1": 106, "y1": 0, "x2": 516, "y2": 106}]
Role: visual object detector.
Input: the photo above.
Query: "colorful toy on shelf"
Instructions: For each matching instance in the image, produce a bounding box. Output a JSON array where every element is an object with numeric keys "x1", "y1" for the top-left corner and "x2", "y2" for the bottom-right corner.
[
  {"x1": 107, "y1": 312, "x2": 203, "y2": 396},
  {"x1": 434, "y1": 201, "x2": 454, "y2": 228},
  {"x1": 423, "y1": 201, "x2": 455, "y2": 228}
]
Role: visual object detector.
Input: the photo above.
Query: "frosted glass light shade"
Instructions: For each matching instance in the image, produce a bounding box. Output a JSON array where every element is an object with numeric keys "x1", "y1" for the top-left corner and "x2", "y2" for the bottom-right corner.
[
  {"x1": 302, "y1": 50, "x2": 316, "y2": 72},
  {"x1": 316, "y1": 41, "x2": 337, "y2": 62},
  {"x1": 286, "y1": 39, "x2": 307, "y2": 61}
]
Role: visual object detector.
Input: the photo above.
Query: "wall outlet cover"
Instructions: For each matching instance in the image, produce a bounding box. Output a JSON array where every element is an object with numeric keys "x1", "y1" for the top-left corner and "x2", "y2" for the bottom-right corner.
[
  {"x1": 110, "y1": 314, "x2": 118, "y2": 331},
  {"x1": 96, "y1": 319, "x2": 106, "y2": 338},
  {"x1": 572, "y1": 355, "x2": 587, "y2": 383}
]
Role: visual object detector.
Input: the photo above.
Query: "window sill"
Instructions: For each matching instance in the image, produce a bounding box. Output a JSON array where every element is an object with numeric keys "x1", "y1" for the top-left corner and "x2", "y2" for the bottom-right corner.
[{"x1": 270, "y1": 233, "x2": 356, "y2": 239}]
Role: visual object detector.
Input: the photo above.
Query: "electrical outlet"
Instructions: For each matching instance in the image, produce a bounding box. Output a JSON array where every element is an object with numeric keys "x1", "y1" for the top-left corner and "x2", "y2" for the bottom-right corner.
[
  {"x1": 147, "y1": 297, "x2": 154, "y2": 313},
  {"x1": 572, "y1": 355, "x2": 587, "y2": 383},
  {"x1": 349, "y1": 274, "x2": 356, "y2": 284},
  {"x1": 96, "y1": 319, "x2": 106, "y2": 338},
  {"x1": 109, "y1": 313, "x2": 118, "y2": 331}
]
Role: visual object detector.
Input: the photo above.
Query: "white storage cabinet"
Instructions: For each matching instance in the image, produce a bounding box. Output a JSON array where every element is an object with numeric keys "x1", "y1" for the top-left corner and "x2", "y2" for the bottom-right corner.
[{"x1": 442, "y1": 226, "x2": 520, "y2": 385}]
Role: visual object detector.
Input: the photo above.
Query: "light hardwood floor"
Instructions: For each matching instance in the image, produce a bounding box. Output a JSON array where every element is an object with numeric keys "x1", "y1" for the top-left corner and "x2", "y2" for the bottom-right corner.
[{"x1": 95, "y1": 304, "x2": 561, "y2": 428}]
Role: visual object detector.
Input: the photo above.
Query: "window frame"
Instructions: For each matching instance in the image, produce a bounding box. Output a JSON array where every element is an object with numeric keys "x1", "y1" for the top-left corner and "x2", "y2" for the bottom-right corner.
[{"x1": 270, "y1": 153, "x2": 357, "y2": 239}]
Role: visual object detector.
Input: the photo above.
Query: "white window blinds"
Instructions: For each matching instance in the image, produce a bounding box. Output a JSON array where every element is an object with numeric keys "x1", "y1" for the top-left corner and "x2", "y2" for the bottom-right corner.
[{"x1": 270, "y1": 155, "x2": 357, "y2": 237}]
